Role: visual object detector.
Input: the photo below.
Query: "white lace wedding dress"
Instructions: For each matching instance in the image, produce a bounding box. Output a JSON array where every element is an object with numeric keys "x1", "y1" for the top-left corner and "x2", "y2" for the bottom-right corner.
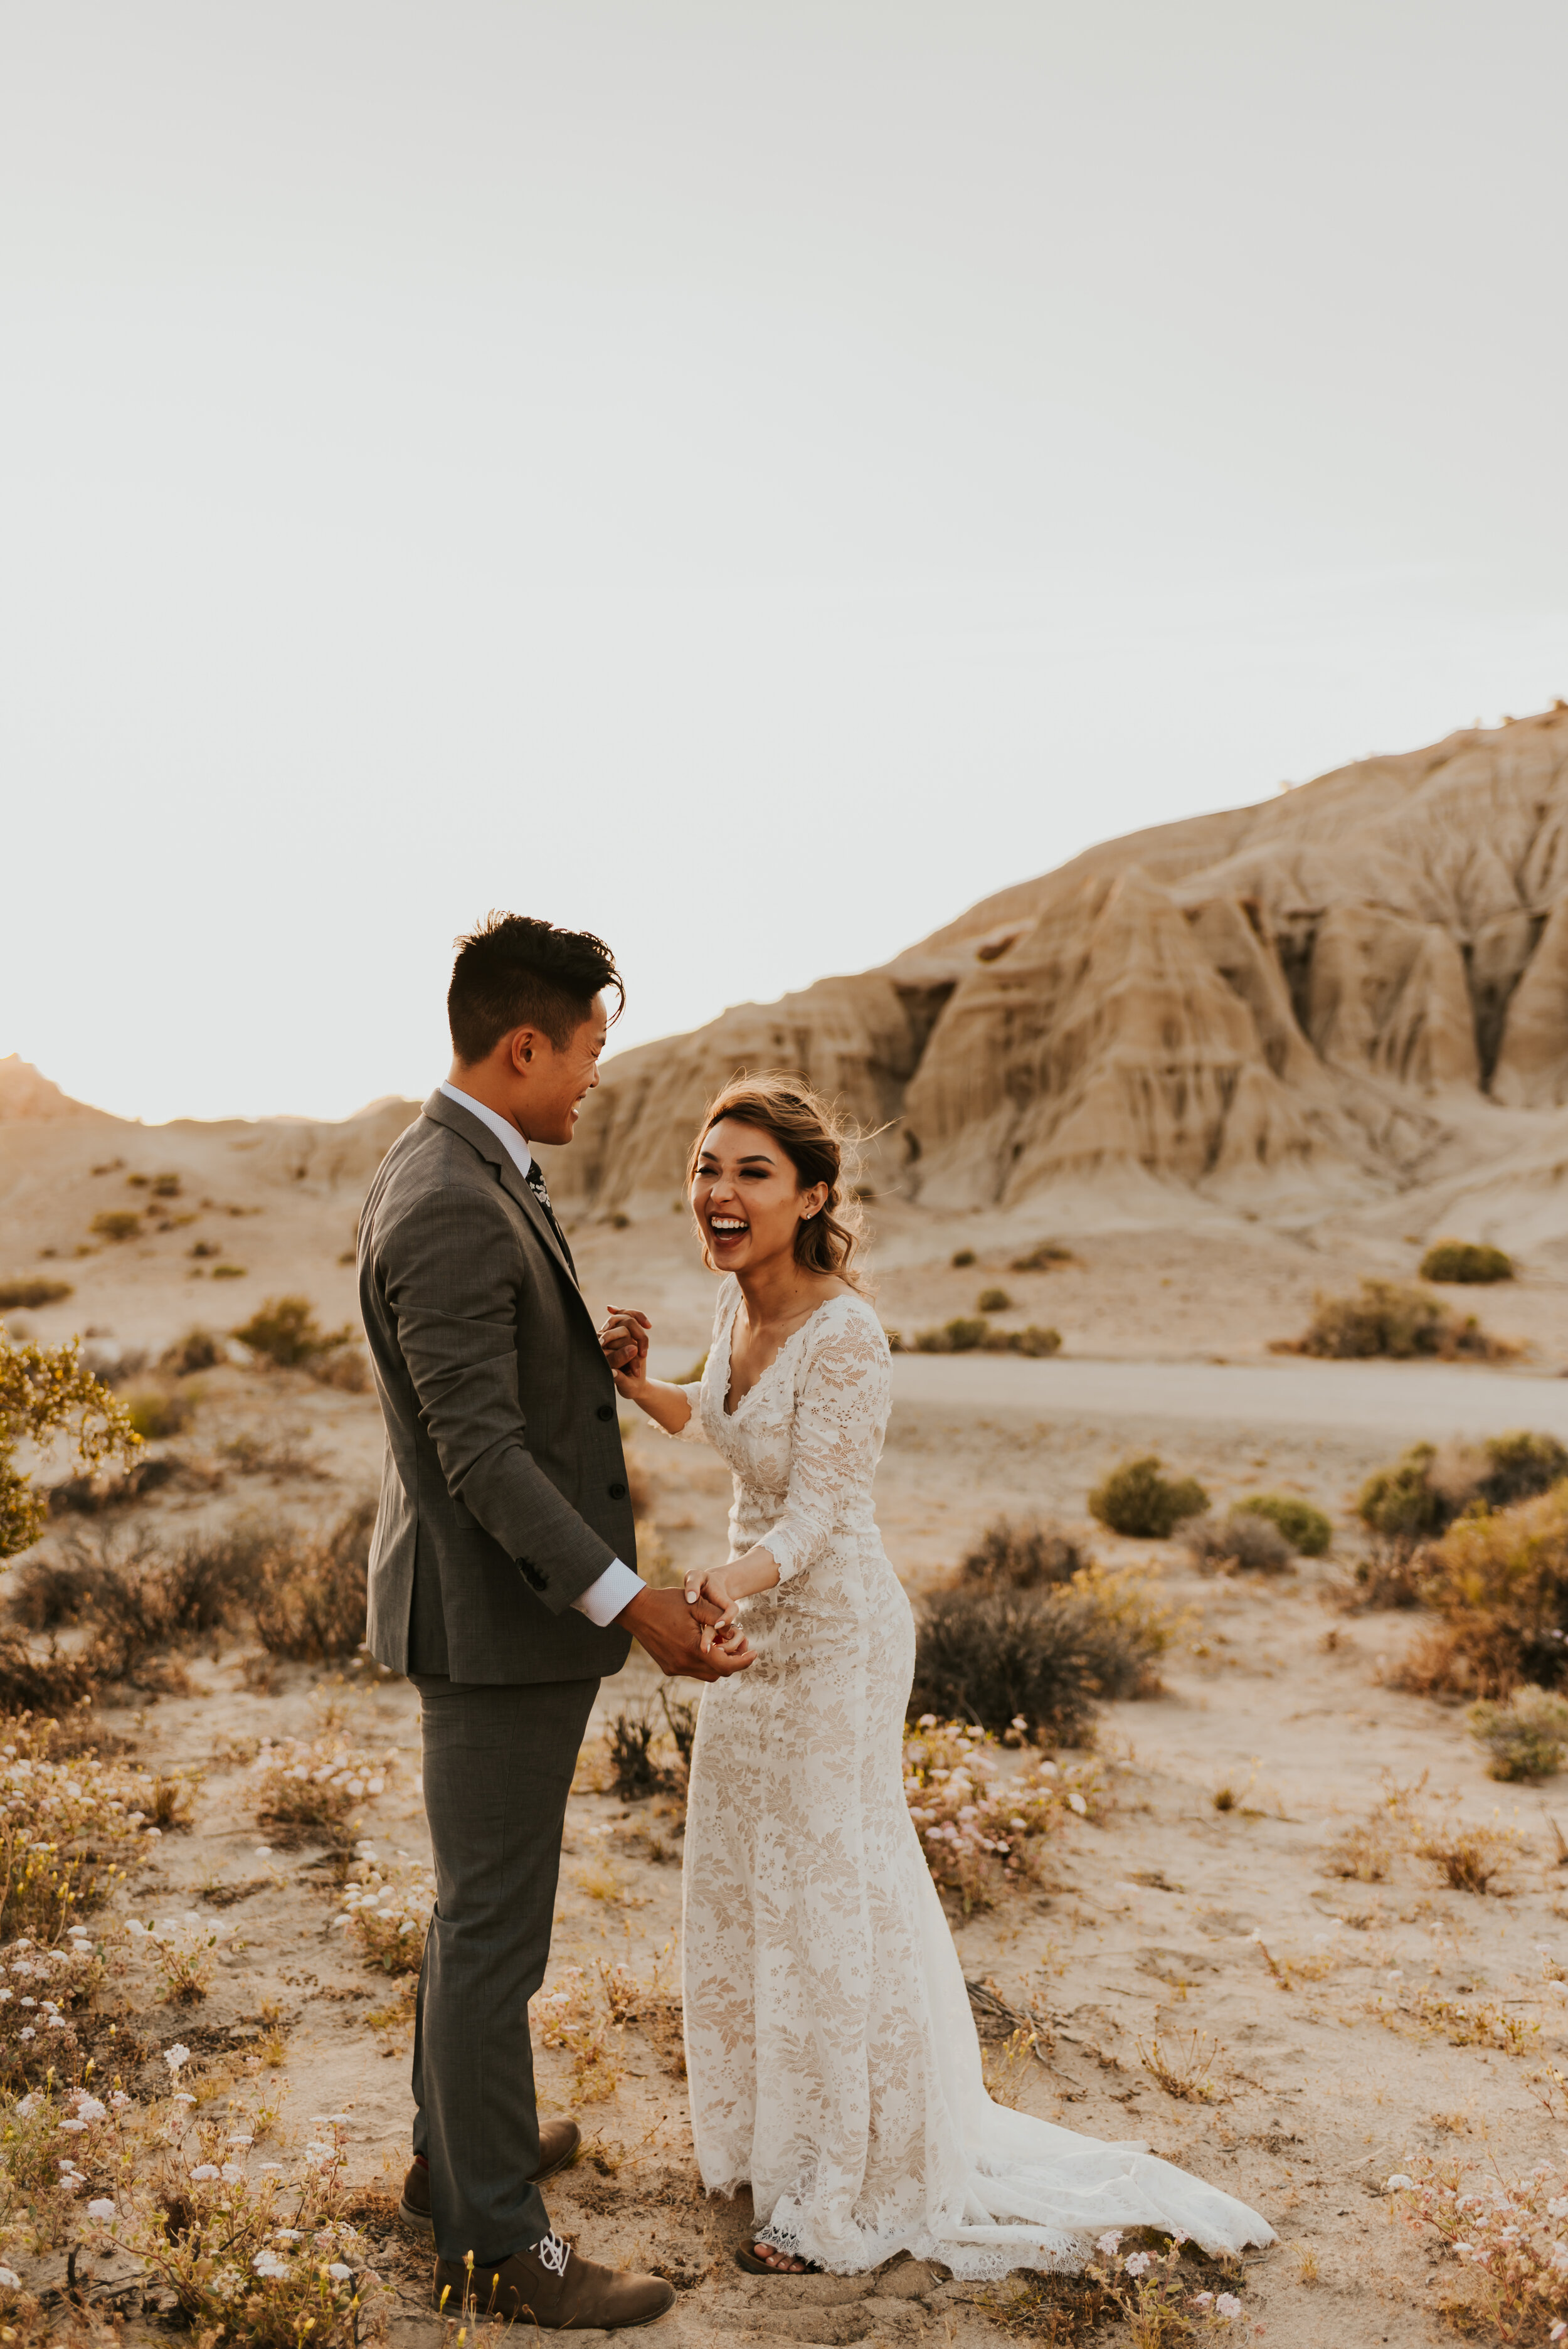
[{"x1": 669, "y1": 1274, "x2": 1273, "y2": 2277}]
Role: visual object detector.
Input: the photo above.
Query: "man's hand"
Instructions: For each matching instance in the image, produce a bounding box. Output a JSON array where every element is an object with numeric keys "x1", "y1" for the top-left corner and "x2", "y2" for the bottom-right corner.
[{"x1": 618, "y1": 1586, "x2": 755, "y2": 1681}]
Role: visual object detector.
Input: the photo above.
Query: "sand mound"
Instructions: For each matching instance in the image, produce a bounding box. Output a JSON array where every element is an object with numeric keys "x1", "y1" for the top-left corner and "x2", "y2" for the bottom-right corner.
[{"x1": 543, "y1": 707, "x2": 1568, "y2": 1236}]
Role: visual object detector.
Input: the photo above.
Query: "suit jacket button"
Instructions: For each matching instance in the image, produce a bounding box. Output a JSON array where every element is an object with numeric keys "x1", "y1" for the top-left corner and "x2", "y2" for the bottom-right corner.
[
  {"x1": 608, "y1": 1480, "x2": 627, "y2": 1500},
  {"x1": 596, "y1": 1404, "x2": 614, "y2": 1422}
]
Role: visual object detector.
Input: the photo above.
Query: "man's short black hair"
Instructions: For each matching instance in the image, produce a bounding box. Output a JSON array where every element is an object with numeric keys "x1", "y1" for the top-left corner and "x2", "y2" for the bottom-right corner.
[{"x1": 447, "y1": 913, "x2": 623, "y2": 1064}]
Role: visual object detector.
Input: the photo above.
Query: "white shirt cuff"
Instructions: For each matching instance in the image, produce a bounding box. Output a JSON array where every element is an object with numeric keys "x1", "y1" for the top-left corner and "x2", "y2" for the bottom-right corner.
[{"x1": 571, "y1": 1557, "x2": 645, "y2": 1627}]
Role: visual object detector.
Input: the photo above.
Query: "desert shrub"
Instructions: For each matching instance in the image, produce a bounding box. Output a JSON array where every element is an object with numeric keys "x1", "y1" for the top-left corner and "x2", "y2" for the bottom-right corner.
[
  {"x1": 1468, "y1": 1684, "x2": 1568, "y2": 1780},
  {"x1": 1358, "y1": 1431, "x2": 1568, "y2": 1547},
  {"x1": 251, "y1": 1500, "x2": 374, "y2": 1660},
  {"x1": 913, "y1": 1316, "x2": 990, "y2": 1354},
  {"x1": 334, "y1": 1842, "x2": 432, "y2": 1973},
  {"x1": 606, "y1": 1689, "x2": 696, "y2": 1801},
  {"x1": 0, "y1": 1932, "x2": 105, "y2": 2091},
  {"x1": 0, "y1": 1715, "x2": 164, "y2": 1943},
  {"x1": 910, "y1": 1576, "x2": 1164, "y2": 1743},
  {"x1": 159, "y1": 1327, "x2": 225, "y2": 1376},
  {"x1": 1480, "y1": 1430, "x2": 1568, "y2": 1507},
  {"x1": 250, "y1": 1733, "x2": 393, "y2": 1843},
  {"x1": 977, "y1": 1287, "x2": 1013, "y2": 1313},
  {"x1": 231, "y1": 1295, "x2": 352, "y2": 1369},
  {"x1": 1357, "y1": 1443, "x2": 1450, "y2": 1544},
  {"x1": 1420, "y1": 1239, "x2": 1513, "y2": 1283},
  {"x1": 0, "y1": 1327, "x2": 140, "y2": 1561},
  {"x1": 84, "y1": 2101, "x2": 380, "y2": 2347},
  {"x1": 46, "y1": 1451, "x2": 183, "y2": 1515},
  {"x1": 908, "y1": 1316, "x2": 1061, "y2": 1359},
  {"x1": 1183, "y1": 1510, "x2": 1293, "y2": 1574},
  {"x1": 1236, "y1": 1492, "x2": 1332, "y2": 1556},
  {"x1": 307, "y1": 1346, "x2": 370, "y2": 1393},
  {"x1": 1405, "y1": 1483, "x2": 1568, "y2": 1695},
  {"x1": 950, "y1": 1248, "x2": 977, "y2": 1268},
  {"x1": 0, "y1": 1635, "x2": 98, "y2": 1712},
  {"x1": 124, "y1": 1385, "x2": 195, "y2": 1441},
  {"x1": 10, "y1": 1523, "x2": 270, "y2": 1686},
  {"x1": 0, "y1": 1281, "x2": 72, "y2": 1312},
  {"x1": 89, "y1": 1211, "x2": 140, "y2": 1243},
  {"x1": 1286, "y1": 1278, "x2": 1508, "y2": 1361},
  {"x1": 957, "y1": 1518, "x2": 1087, "y2": 1591},
  {"x1": 211, "y1": 1263, "x2": 246, "y2": 1279},
  {"x1": 1390, "y1": 2155, "x2": 1568, "y2": 2343},
  {"x1": 903, "y1": 1719, "x2": 1104, "y2": 1912},
  {"x1": 1009, "y1": 1241, "x2": 1074, "y2": 1272},
  {"x1": 125, "y1": 1909, "x2": 235, "y2": 2002},
  {"x1": 997, "y1": 1324, "x2": 1062, "y2": 1357},
  {"x1": 1089, "y1": 1455, "x2": 1208, "y2": 1539}
]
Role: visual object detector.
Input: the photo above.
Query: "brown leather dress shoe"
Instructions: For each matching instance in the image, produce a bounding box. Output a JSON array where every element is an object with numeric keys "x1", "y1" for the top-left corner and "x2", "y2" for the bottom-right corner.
[
  {"x1": 432, "y1": 2234, "x2": 674, "y2": 2329},
  {"x1": 398, "y1": 2118, "x2": 581, "y2": 2237}
]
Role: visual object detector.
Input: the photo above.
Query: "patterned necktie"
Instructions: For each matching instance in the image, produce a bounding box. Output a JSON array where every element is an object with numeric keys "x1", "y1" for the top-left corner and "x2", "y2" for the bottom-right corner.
[{"x1": 524, "y1": 1159, "x2": 575, "y2": 1276}]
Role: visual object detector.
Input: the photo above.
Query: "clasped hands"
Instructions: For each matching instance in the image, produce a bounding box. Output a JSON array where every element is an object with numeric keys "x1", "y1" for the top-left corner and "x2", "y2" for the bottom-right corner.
[{"x1": 598, "y1": 1304, "x2": 779, "y2": 1672}]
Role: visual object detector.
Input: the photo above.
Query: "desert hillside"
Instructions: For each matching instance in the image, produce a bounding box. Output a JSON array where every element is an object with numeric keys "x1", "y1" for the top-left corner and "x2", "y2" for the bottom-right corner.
[{"x1": 543, "y1": 706, "x2": 1568, "y2": 1251}]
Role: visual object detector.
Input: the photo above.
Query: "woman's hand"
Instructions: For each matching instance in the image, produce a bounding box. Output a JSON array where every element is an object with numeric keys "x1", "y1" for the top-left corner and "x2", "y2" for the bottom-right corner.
[
  {"x1": 599, "y1": 1307, "x2": 651, "y2": 1397},
  {"x1": 683, "y1": 1547, "x2": 782, "y2": 1653}
]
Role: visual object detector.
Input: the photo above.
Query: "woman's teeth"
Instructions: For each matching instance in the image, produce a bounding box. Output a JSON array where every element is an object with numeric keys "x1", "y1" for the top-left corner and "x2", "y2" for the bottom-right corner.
[{"x1": 711, "y1": 1217, "x2": 748, "y2": 1234}]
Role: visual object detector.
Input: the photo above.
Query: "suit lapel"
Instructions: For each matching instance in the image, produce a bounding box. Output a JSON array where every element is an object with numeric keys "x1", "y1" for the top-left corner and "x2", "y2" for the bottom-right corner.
[{"x1": 421, "y1": 1091, "x2": 581, "y2": 1292}]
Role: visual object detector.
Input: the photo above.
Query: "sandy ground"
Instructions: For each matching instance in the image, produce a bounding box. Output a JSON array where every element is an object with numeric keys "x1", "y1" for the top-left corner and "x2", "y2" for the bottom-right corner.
[{"x1": 7, "y1": 1124, "x2": 1568, "y2": 2341}]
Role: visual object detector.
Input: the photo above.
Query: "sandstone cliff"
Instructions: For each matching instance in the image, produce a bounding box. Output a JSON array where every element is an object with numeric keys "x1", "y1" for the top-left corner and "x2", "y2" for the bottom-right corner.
[{"x1": 543, "y1": 706, "x2": 1568, "y2": 1226}]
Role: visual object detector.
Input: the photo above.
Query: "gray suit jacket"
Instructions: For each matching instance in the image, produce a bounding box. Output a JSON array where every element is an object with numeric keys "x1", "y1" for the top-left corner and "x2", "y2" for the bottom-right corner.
[{"x1": 359, "y1": 1090, "x2": 635, "y2": 1684}]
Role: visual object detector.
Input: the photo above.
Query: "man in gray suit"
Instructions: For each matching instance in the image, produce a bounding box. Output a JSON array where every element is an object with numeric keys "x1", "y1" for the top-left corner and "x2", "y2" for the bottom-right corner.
[{"x1": 359, "y1": 911, "x2": 751, "y2": 2331}]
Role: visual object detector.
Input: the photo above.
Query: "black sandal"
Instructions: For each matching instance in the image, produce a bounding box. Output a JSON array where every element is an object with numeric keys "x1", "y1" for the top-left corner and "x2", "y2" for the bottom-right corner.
[{"x1": 735, "y1": 2243, "x2": 824, "y2": 2277}]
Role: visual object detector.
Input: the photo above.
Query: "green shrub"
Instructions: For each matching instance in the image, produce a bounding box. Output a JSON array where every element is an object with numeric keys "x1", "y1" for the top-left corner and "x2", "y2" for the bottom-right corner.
[
  {"x1": 211, "y1": 1262, "x2": 246, "y2": 1278},
  {"x1": 1357, "y1": 1443, "x2": 1449, "y2": 1543},
  {"x1": 1236, "y1": 1492, "x2": 1332, "y2": 1556},
  {"x1": 89, "y1": 1211, "x2": 140, "y2": 1243},
  {"x1": 1467, "y1": 1685, "x2": 1568, "y2": 1780},
  {"x1": 1286, "y1": 1279, "x2": 1508, "y2": 1361},
  {"x1": 950, "y1": 1248, "x2": 977, "y2": 1268},
  {"x1": 1183, "y1": 1510, "x2": 1293, "y2": 1573},
  {"x1": 1000, "y1": 1324, "x2": 1061, "y2": 1358},
  {"x1": 232, "y1": 1294, "x2": 352, "y2": 1367},
  {"x1": 913, "y1": 1316, "x2": 991, "y2": 1354},
  {"x1": 1009, "y1": 1240, "x2": 1074, "y2": 1273},
  {"x1": 124, "y1": 1386, "x2": 194, "y2": 1441},
  {"x1": 977, "y1": 1286, "x2": 1013, "y2": 1313},
  {"x1": 910, "y1": 1579, "x2": 1163, "y2": 1743},
  {"x1": 957, "y1": 1519, "x2": 1087, "y2": 1591},
  {"x1": 1358, "y1": 1431, "x2": 1568, "y2": 1545},
  {"x1": 1421, "y1": 1239, "x2": 1513, "y2": 1284},
  {"x1": 1480, "y1": 1431, "x2": 1568, "y2": 1507},
  {"x1": 1089, "y1": 1456, "x2": 1209, "y2": 1539},
  {"x1": 0, "y1": 1281, "x2": 73, "y2": 1312}
]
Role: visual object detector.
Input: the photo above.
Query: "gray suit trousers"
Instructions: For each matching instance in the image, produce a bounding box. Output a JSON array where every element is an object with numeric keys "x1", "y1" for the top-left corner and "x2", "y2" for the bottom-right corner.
[{"x1": 410, "y1": 1673, "x2": 599, "y2": 2261}]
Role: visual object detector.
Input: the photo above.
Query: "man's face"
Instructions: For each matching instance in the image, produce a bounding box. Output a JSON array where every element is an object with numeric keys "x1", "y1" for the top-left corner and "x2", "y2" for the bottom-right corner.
[{"x1": 519, "y1": 995, "x2": 608, "y2": 1147}]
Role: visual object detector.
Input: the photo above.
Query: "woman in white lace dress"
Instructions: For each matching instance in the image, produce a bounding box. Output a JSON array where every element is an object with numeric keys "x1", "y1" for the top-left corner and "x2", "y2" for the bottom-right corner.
[{"x1": 600, "y1": 1077, "x2": 1272, "y2": 2282}]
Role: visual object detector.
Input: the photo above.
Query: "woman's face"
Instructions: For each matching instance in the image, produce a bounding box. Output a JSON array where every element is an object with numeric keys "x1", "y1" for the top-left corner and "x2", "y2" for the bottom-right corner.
[{"x1": 692, "y1": 1118, "x2": 826, "y2": 1278}]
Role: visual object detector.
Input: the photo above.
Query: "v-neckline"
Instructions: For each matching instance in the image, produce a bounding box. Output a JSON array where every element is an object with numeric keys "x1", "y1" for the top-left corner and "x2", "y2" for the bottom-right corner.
[{"x1": 721, "y1": 1291, "x2": 836, "y2": 1419}]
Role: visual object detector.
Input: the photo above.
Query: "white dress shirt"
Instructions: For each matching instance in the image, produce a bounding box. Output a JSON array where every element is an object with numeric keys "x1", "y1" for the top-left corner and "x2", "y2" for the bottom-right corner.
[{"x1": 437, "y1": 1081, "x2": 644, "y2": 1630}]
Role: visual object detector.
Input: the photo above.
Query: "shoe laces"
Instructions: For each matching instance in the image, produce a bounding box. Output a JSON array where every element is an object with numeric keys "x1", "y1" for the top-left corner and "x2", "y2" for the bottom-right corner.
[{"x1": 538, "y1": 2232, "x2": 570, "y2": 2279}]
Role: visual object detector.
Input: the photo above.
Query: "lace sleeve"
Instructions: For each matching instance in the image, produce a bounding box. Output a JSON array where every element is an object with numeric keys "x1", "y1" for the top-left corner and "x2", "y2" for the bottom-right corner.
[
  {"x1": 657, "y1": 1276, "x2": 734, "y2": 1446},
  {"x1": 667, "y1": 1381, "x2": 708, "y2": 1445},
  {"x1": 763, "y1": 1303, "x2": 891, "y2": 1585}
]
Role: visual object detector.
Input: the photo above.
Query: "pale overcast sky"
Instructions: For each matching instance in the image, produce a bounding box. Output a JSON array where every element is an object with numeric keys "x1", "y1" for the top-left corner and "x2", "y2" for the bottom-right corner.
[{"x1": 5, "y1": 1, "x2": 1566, "y2": 1124}]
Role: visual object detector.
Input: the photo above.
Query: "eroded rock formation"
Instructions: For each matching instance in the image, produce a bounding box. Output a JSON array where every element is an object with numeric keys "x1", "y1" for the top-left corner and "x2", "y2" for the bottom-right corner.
[{"x1": 545, "y1": 706, "x2": 1568, "y2": 1217}]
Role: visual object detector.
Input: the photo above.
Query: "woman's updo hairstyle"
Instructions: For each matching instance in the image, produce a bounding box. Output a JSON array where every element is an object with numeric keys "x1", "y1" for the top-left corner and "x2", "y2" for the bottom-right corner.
[{"x1": 686, "y1": 1073, "x2": 870, "y2": 1294}]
